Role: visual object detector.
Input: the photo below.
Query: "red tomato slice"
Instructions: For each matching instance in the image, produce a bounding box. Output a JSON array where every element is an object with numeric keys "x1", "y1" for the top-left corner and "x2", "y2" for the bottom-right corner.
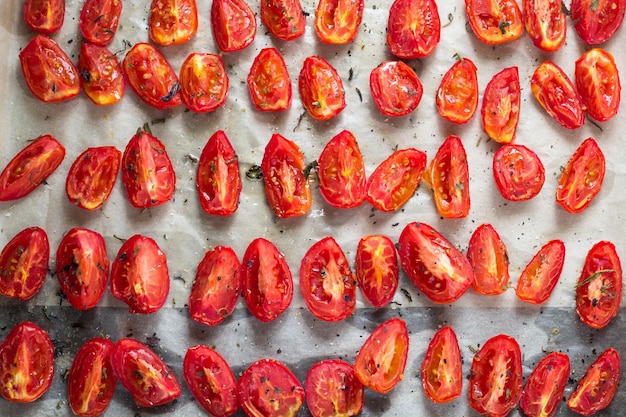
[
  {"x1": 111, "y1": 338, "x2": 181, "y2": 407},
  {"x1": 465, "y1": 0, "x2": 524, "y2": 44},
  {"x1": 515, "y1": 239, "x2": 565, "y2": 304},
  {"x1": 196, "y1": 130, "x2": 241, "y2": 216},
  {"x1": 183, "y1": 345, "x2": 239, "y2": 417},
  {"x1": 121, "y1": 129, "x2": 175, "y2": 209},
  {"x1": 522, "y1": 0, "x2": 566, "y2": 51},
  {"x1": 238, "y1": 359, "x2": 305, "y2": 417},
  {"x1": 19, "y1": 34, "x2": 80, "y2": 103},
  {"x1": 468, "y1": 334, "x2": 523, "y2": 417},
  {"x1": 0, "y1": 134, "x2": 65, "y2": 202},
  {"x1": 467, "y1": 223, "x2": 510, "y2": 296},
  {"x1": 79, "y1": 0, "x2": 122, "y2": 46},
  {"x1": 298, "y1": 56, "x2": 346, "y2": 121},
  {"x1": 398, "y1": 222, "x2": 473, "y2": 304},
  {"x1": 56, "y1": 228, "x2": 109, "y2": 310},
  {"x1": 180, "y1": 53, "x2": 229, "y2": 113},
  {"x1": 531, "y1": 60, "x2": 585, "y2": 130},
  {"x1": 571, "y1": 0, "x2": 626, "y2": 44},
  {"x1": 241, "y1": 238, "x2": 293, "y2": 322},
  {"x1": 481, "y1": 66, "x2": 520, "y2": 144},
  {"x1": 260, "y1": 0, "x2": 305, "y2": 40},
  {"x1": 436, "y1": 58, "x2": 478, "y2": 124},
  {"x1": 78, "y1": 43, "x2": 125, "y2": 106},
  {"x1": 110, "y1": 234, "x2": 170, "y2": 314},
  {"x1": 299, "y1": 236, "x2": 356, "y2": 322},
  {"x1": 567, "y1": 347, "x2": 620, "y2": 416},
  {"x1": 556, "y1": 138, "x2": 605, "y2": 214},
  {"x1": 575, "y1": 48, "x2": 621, "y2": 122},
  {"x1": 305, "y1": 360, "x2": 364, "y2": 417},
  {"x1": 355, "y1": 235, "x2": 399, "y2": 308},
  {"x1": 122, "y1": 42, "x2": 181, "y2": 109},
  {"x1": 366, "y1": 148, "x2": 427, "y2": 212},
  {"x1": 211, "y1": 0, "x2": 256, "y2": 52},
  {"x1": 0, "y1": 227, "x2": 49, "y2": 301},
  {"x1": 317, "y1": 130, "x2": 366, "y2": 209},
  {"x1": 314, "y1": 0, "x2": 364, "y2": 44},
  {"x1": 520, "y1": 352, "x2": 570, "y2": 417},
  {"x1": 68, "y1": 337, "x2": 116, "y2": 417},
  {"x1": 149, "y1": 0, "x2": 198, "y2": 46},
  {"x1": 492, "y1": 143, "x2": 545, "y2": 201},
  {"x1": 421, "y1": 326, "x2": 463, "y2": 404},
  {"x1": 575, "y1": 241, "x2": 622, "y2": 329},
  {"x1": 189, "y1": 246, "x2": 241, "y2": 326},
  {"x1": 247, "y1": 48, "x2": 292, "y2": 112},
  {"x1": 354, "y1": 318, "x2": 409, "y2": 394},
  {"x1": 0, "y1": 321, "x2": 54, "y2": 403},
  {"x1": 370, "y1": 60, "x2": 423, "y2": 117},
  {"x1": 23, "y1": 0, "x2": 64, "y2": 34},
  {"x1": 66, "y1": 146, "x2": 121, "y2": 210},
  {"x1": 423, "y1": 135, "x2": 470, "y2": 218},
  {"x1": 386, "y1": 0, "x2": 440, "y2": 59},
  {"x1": 261, "y1": 133, "x2": 312, "y2": 218}
]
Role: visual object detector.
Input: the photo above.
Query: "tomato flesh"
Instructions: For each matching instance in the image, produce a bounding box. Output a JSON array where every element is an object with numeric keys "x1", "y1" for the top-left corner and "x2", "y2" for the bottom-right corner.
[
  {"x1": 211, "y1": 0, "x2": 257, "y2": 52},
  {"x1": 492, "y1": 143, "x2": 545, "y2": 201},
  {"x1": 79, "y1": 0, "x2": 122, "y2": 45},
  {"x1": 355, "y1": 235, "x2": 399, "y2": 308},
  {"x1": 66, "y1": 146, "x2": 121, "y2": 210},
  {"x1": 370, "y1": 60, "x2": 423, "y2": 117},
  {"x1": 575, "y1": 48, "x2": 621, "y2": 122},
  {"x1": 298, "y1": 56, "x2": 346, "y2": 120},
  {"x1": 0, "y1": 227, "x2": 49, "y2": 300},
  {"x1": 515, "y1": 239, "x2": 566, "y2": 304},
  {"x1": 260, "y1": 0, "x2": 305, "y2": 40},
  {"x1": 24, "y1": 0, "x2": 65, "y2": 34},
  {"x1": 436, "y1": 58, "x2": 478, "y2": 124},
  {"x1": 571, "y1": 0, "x2": 626, "y2": 45},
  {"x1": 481, "y1": 66, "x2": 520, "y2": 144},
  {"x1": 421, "y1": 326, "x2": 463, "y2": 404},
  {"x1": 79, "y1": 43, "x2": 125, "y2": 106},
  {"x1": 314, "y1": 0, "x2": 364, "y2": 44},
  {"x1": 247, "y1": 48, "x2": 292, "y2": 112},
  {"x1": 522, "y1": 0, "x2": 566, "y2": 51},
  {"x1": 149, "y1": 0, "x2": 198, "y2": 46},
  {"x1": 467, "y1": 223, "x2": 510, "y2": 296},
  {"x1": 386, "y1": 0, "x2": 441, "y2": 58},
  {"x1": 465, "y1": 0, "x2": 524, "y2": 44},
  {"x1": 305, "y1": 360, "x2": 364, "y2": 417},
  {"x1": 180, "y1": 53, "x2": 229, "y2": 113},
  {"x1": 520, "y1": 351, "x2": 570, "y2": 417}
]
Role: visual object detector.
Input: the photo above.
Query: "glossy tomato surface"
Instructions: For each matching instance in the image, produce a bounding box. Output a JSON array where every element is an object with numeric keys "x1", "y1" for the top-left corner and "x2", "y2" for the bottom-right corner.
[
  {"x1": 386, "y1": 0, "x2": 440, "y2": 58},
  {"x1": 247, "y1": 48, "x2": 292, "y2": 112},
  {"x1": 355, "y1": 235, "x2": 399, "y2": 308},
  {"x1": 79, "y1": 0, "x2": 122, "y2": 45},
  {"x1": 298, "y1": 56, "x2": 346, "y2": 120},
  {"x1": 436, "y1": 58, "x2": 478, "y2": 124},
  {"x1": 522, "y1": 0, "x2": 566, "y2": 51},
  {"x1": 66, "y1": 146, "x2": 121, "y2": 210},
  {"x1": 189, "y1": 246, "x2": 241, "y2": 326},
  {"x1": 110, "y1": 234, "x2": 170, "y2": 314},
  {"x1": 465, "y1": 0, "x2": 524, "y2": 44},
  {"x1": 211, "y1": 0, "x2": 256, "y2": 52},
  {"x1": 575, "y1": 48, "x2": 621, "y2": 122},
  {"x1": 260, "y1": 0, "x2": 305, "y2": 40},
  {"x1": 421, "y1": 326, "x2": 463, "y2": 404},
  {"x1": 299, "y1": 236, "x2": 356, "y2": 322},
  {"x1": 149, "y1": 0, "x2": 198, "y2": 46},
  {"x1": 111, "y1": 338, "x2": 181, "y2": 407},
  {"x1": 398, "y1": 222, "x2": 473, "y2": 303},
  {"x1": 516, "y1": 239, "x2": 566, "y2": 304},
  {"x1": 520, "y1": 352, "x2": 570, "y2": 417},
  {"x1": 305, "y1": 359, "x2": 364, "y2": 417},
  {"x1": 370, "y1": 60, "x2": 423, "y2": 117},
  {"x1": 0, "y1": 321, "x2": 54, "y2": 402},
  {"x1": 492, "y1": 143, "x2": 545, "y2": 201},
  {"x1": 24, "y1": 0, "x2": 64, "y2": 34},
  {"x1": 180, "y1": 52, "x2": 228, "y2": 113},
  {"x1": 78, "y1": 43, "x2": 125, "y2": 106},
  {"x1": 0, "y1": 227, "x2": 49, "y2": 300},
  {"x1": 467, "y1": 223, "x2": 510, "y2": 296},
  {"x1": 314, "y1": 0, "x2": 364, "y2": 44},
  {"x1": 0, "y1": 134, "x2": 65, "y2": 202},
  {"x1": 481, "y1": 66, "x2": 520, "y2": 144},
  {"x1": 571, "y1": 0, "x2": 626, "y2": 44}
]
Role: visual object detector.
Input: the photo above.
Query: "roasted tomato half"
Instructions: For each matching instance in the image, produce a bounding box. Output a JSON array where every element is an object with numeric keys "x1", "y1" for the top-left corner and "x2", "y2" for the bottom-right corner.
[
  {"x1": 481, "y1": 66, "x2": 520, "y2": 144},
  {"x1": 522, "y1": 0, "x2": 566, "y2": 51},
  {"x1": 355, "y1": 235, "x2": 399, "y2": 308},
  {"x1": 314, "y1": 0, "x2": 364, "y2": 44},
  {"x1": 370, "y1": 60, "x2": 423, "y2": 117},
  {"x1": 398, "y1": 222, "x2": 473, "y2": 304},
  {"x1": 386, "y1": 0, "x2": 441, "y2": 58},
  {"x1": 260, "y1": 0, "x2": 305, "y2": 40},
  {"x1": 0, "y1": 321, "x2": 54, "y2": 402},
  {"x1": 575, "y1": 48, "x2": 621, "y2": 122},
  {"x1": 436, "y1": 57, "x2": 478, "y2": 124},
  {"x1": 79, "y1": 0, "x2": 122, "y2": 45},
  {"x1": 0, "y1": 227, "x2": 49, "y2": 300},
  {"x1": 520, "y1": 352, "x2": 570, "y2": 417},
  {"x1": 211, "y1": 0, "x2": 256, "y2": 52},
  {"x1": 465, "y1": 0, "x2": 524, "y2": 44},
  {"x1": 421, "y1": 326, "x2": 463, "y2": 404},
  {"x1": 180, "y1": 52, "x2": 229, "y2": 113},
  {"x1": 298, "y1": 56, "x2": 346, "y2": 121},
  {"x1": 24, "y1": 0, "x2": 64, "y2": 34},
  {"x1": 149, "y1": 0, "x2": 198, "y2": 46},
  {"x1": 66, "y1": 146, "x2": 121, "y2": 210},
  {"x1": 305, "y1": 360, "x2": 364, "y2": 417},
  {"x1": 0, "y1": 134, "x2": 65, "y2": 202},
  {"x1": 247, "y1": 48, "x2": 292, "y2": 112},
  {"x1": 516, "y1": 239, "x2": 566, "y2": 305},
  {"x1": 300, "y1": 236, "x2": 356, "y2": 322},
  {"x1": 467, "y1": 223, "x2": 510, "y2": 296},
  {"x1": 492, "y1": 143, "x2": 545, "y2": 201},
  {"x1": 78, "y1": 43, "x2": 125, "y2": 106},
  {"x1": 570, "y1": 0, "x2": 626, "y2": 45}
]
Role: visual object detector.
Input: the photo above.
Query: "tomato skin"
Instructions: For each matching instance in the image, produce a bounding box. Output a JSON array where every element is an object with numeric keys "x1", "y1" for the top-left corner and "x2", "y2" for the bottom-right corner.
[
  {"x1": 467, "y1": 223, "x2": 510, "y2": 296},
  {"x1": 79, "y1": 0, "x2": 122, "y2": 46},
  {"x1": 189, "y1": 246, "x2": 241, "y2": 326},
  {"x1": 23, "y1": 0, "x2": 64, "y2": 34},
  {"x1": 196, "y1": 130, "x2": 241, "y2": 216},
  {"x1": 567, "y1": 347, "x2": 620, "y2": 416},
  {"x1": 19, "y1": 34, "x2": 80, "y2": 103},
  {"x1": 305, "y1": 360, "x2": 364, "y2": 417},
  {"x1": 481, "y1": 66, "x2": 520, "y2": 144},
  {"x1": 355, "y1": 235, "x2": 399, "y2": 308},
  {"x1": 299, "y1": 236, "x2": 356, "y2": 322},
  {"x1": 111, "y1": 338, "x2": 181, "y2": 407},
  {"x1": 317, "y1": 130, "x2": 366, "y2": 209},
  {"x1": 571, "y1": 0, "x2": 626, "y2": 45},
  {"x1": 386, "y1": 0, "x2": 440, "y2": 59},
  {"x1": 211, "y1": 0, "x2": 257, "y2": 52},
  {"x1": 110, "y1": 234, "x2": 170, "y2": 314},
  {"x1": 465, "y1": 0, "x2": 524, "y2": 44},
  {"x1": 298, "y1": 56, "x2": 346, "y2": 121},
  {"x1": 366, "y1": 148, "x2": 427, "y2": 212},
  {"x1": 261, "y1": 133, "x2": 312, "y2": 218},
  {"x1": 354, "y1": 318, "x2": 409, "y2": 394},
  {"x1": 370, "y1": 60, "x2": 423, "y2": 117},
  {"x1": 575, "y1": 48, "x2": 621, "y2": 122},
  {"x1": 66, "y1": 146, "x2": 121, "y2": 210},
  {"x1": 0, "y1": 321, "x2": 54, "y2": 403},
  {"x1": 238, "y1": 359, "x2": 305, "y2": 417},
  {"x1": 78, "y1": 43, "x2": 125, "y2": 106},
  {"x1": 183, "y1": 345, "x2": 239, "y2": 417},
  {"x1": 314, "y1": 0, "x2": 364, "y2": 44},
  {"x1": 260, "y1": 0, "x2": 305, "y2": 40},
  {"x1": 492, "y1": 143, "x2": 545, "y2": 202},
  {"x1": 468, "y1": 334, "x2": 523, "y2": 417},
  {"x1": 522, "y1": 0, "x2": 566, "y2": 51},
  {"x1": 180, "y1": 53, "x2": 229, "y2": 113},
  {"x1": 398, "y1": 222, "x2": 473, "y2": 304},
  {"x1": 436, "y1": 58, "x2": 478, "y2": 124},
  {"x1": 56, "y1": 228, "x2": 109, "y2": 310},
  {"x1": 247, "y1": 48, "x2": 292, "y2": 112},
  {"x1": 0, "y1": 227, "x2": 49, "y2": 301},
  {"x1": 0, "y1": 134, "x2": 65, "y2": 202},
  {"x1": 421, "y1": 326, "x2": 463, "y2": 404},
  {"x1": 515, "y1": 239, "x2": 566, "y2": 304},
  {"x1": 149, "y1": 0, "x2": 198, "y2": 46},
  {"x1": 241, "y1": 238, "x2": 293, "y2": 322},
  {"x1": 520, "y1": 352, "x2": 570, "y2": 417},
  {"x1": 67, "y1": 337, "x2": 116, "y2": 417},
  {"x1": 575, "y1": 241, "x2": 622, "y2": 329},
  {"x1": 556, "y1": 138, "x2": 605, "y2": 214}
]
